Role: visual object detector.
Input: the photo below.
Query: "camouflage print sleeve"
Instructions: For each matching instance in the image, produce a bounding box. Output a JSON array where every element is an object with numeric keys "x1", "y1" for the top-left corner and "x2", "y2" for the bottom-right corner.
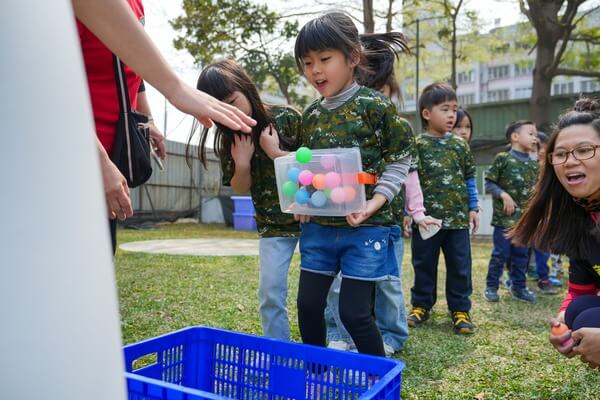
[
  {"x1": 463, "y1": 142, "x2": 476, "y2": 179},
  {"x1": 276, "y1": 107, "x2": 303, "y2": 151},
  {"x1": 378, "y1": 102, "x2": 415, "y2": 164},
  {"x1": 221, "y1": 155, "x2": 234, "y2": 187},
  {"x1": 485, "y1": 153, "x2": 506, "y2": 185}
]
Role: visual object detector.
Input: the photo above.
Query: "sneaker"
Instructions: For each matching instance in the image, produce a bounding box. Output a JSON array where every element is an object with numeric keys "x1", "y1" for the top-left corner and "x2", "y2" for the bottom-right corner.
[
  {"x1": 451, "y1": 311, "x2": 476, "y2": 334},
  {"x1": 511, "y1": 287, "x2": 537, "y2": 303},
  {"x1": 327, "y1": 340, "x2": 351, "y2": 351},
  {"x1": 538, "y1": 279, "x2": 559, "y2": 295},
  {"x1": 407, "y1": 307, "x2": 430, "y2": 327},
  {"x1": 505, "y1": 278, "x2": 512, "y2": 290},
  {"x1": 548, "y1": 276, "x2": 563, "y2": 287},
  {"x1": 484, "y1": 287, "x2": 500, "y2": 302},
  {"x1": 383, "y1": 343, "x2": 395, "y2": 357}
]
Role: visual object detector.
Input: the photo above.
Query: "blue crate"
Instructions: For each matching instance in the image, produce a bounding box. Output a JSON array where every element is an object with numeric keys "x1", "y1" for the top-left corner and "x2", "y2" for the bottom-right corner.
[
  {"x1": 232, "y1": 213, "x2": 257, "y2": 231},
  {"x1": 231, "y1": 196, "x2": 255, "y2": 214},
  {"x1": 124, "y1": 326, "x2": 404, "y2": 400}
]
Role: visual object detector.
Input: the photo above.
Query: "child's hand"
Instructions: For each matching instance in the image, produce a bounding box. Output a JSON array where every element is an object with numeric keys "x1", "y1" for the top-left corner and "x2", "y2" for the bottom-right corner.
[
  {"x1": 294, "y1": 214, "x2": 311, "y2": 223},
  {"x1": 231, "y1": 134, "x2": 254, "y2": 166},
  {"x1": 549, "y1": 318, "x2": 576, "y2": 358},
  {"x1": 259, "y1": 125, "x2": 287, "y2": 160},
  {"x1": 416, "y1": 216, "x2": 442, "y2": 230},
  {"x1": 403, "y1": 216, "x2": 413, "y2": 238},
  {"x1": 572, "y1": 328, "x2": 600, "y2": 369},
  {"x1": 346, "y1": 194, "x2": 387, "y2": 227},
  {"x1": 469, "y1": 211, "x2": 479, "y2": 234},
  {"x1": 500, "y1": 192, "x2": 517, "y2": 216}
]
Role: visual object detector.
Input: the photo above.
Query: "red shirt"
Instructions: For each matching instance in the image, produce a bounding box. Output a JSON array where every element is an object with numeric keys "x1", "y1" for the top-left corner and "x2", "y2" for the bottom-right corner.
[{"x1": 77, "y1": 0, "x2": 145, "y2": 154}]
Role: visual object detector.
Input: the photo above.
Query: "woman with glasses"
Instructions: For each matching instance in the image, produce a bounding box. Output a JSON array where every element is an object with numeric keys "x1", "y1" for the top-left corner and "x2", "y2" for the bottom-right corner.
[{"x1": 510, "y1": 98, "x2": 600, "y2": 369}]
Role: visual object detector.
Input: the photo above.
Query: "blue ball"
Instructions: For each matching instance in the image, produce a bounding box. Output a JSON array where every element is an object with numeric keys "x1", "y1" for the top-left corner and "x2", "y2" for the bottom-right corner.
[
  {"x1": 287, "y1": 167, "x2": 301, "y2": 183},
  {"x1": 295, "y1": 188, "x2": 310, "y2": 204},
  {"x1": 311, "y1": 191, "x2": 327, "y2": 207}
]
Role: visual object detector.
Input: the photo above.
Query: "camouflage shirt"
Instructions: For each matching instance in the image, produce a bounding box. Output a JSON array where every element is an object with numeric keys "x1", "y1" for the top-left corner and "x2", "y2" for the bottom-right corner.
[
  {"x1": 486, "y1": 151, "x2": 539, "y2": 228},
  {"x1": 301, "y1": 86, "x2": 415, "y2": 227},
  {"x1": 222, "y1": 106, "x2": 302, "y2": 237},
  {"x1": 416, "y1": 133, "x2": 475, "y2": 230}
]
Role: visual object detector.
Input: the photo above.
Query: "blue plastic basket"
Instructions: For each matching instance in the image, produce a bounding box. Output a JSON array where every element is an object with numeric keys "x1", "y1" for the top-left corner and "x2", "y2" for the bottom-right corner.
[
  {"x1": 124, "y1": 326, "x2": 404, "y2": 399},
  {"x1": 231, "y1": 196, "x2": 255, "y2": 214},
  {"x1": 232, "y1": 213, "x2": 257, "y2": 231}
]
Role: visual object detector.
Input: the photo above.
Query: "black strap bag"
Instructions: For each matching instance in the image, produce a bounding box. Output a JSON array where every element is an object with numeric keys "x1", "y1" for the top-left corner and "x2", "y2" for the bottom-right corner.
[{"x1": 110, "y1": 55, "x2": 152, "y2": 188}]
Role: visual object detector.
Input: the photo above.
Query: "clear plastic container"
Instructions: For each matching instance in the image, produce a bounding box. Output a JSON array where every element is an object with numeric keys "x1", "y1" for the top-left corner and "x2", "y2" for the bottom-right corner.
[{"x1": 274, "y1": 148, "x2": 367, "y2": 216}]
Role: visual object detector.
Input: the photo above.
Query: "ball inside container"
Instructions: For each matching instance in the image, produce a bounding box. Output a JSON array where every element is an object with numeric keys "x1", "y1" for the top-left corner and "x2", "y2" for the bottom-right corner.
[
  {"x1": 298, "y1": 170, "x2": 314, "y2": 186},
  {"x1": 282, "y1": 181, "x2": 298, "y2": 197},
  {"x1": 287, "y1": 167, "x2": 300, "y2": 183},
  {"x1": 320, "y1": 154, "x2": 336, "y2": 169},
  {"x1": 330, "y1": 187, "x2": 346, "y2": 204},
  {"x1": 296, "y1": 147, "x2": 313, "y2": 164},
  {"x1": 311, "y1": 191, "x2": 327, "y2": 207},
  {"x1": 325, "y1": 171, "x2": 341, "y2": 188},
  {"x1": 312, "y1": 174, "x2": 326, "y2": 190},
  {"x1": 295, "y1": 188, "x2": 310, "y2": 204}
]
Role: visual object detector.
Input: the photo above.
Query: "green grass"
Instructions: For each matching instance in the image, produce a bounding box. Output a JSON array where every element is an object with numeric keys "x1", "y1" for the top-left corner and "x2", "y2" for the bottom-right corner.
[{"x1": 116, "y1": 223, "x2": 600, "y2": 399}]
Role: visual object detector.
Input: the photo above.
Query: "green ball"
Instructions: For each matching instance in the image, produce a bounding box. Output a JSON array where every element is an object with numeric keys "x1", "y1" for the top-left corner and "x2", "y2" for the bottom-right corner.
[
  {"x1": 282, "y1": 181, "x2": 298, "y2": 197},
  {"x1": 296, "y1": 147, "x2": 313, "y2": 164},
  {"x1": 324, "y1": 188, "x2": 332, "y2": 198}
]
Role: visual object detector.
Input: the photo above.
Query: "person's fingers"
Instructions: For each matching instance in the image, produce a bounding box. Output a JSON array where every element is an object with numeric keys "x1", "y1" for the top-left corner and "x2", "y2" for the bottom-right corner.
[{"x1": 198, "y1": 116, "x2": 213, "y2": 129}]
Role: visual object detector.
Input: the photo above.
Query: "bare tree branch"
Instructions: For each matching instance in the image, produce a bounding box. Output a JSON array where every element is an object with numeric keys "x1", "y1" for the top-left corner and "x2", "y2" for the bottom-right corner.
[{"x1": 554, "y1": 68, "x2": 600, "y2": 78}]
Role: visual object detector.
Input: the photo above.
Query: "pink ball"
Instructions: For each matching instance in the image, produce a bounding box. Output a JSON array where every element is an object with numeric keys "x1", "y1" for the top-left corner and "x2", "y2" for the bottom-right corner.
[
  {"x1": 320, "y1": 154, "x2": 336, "y2": 170},
  {"x1": 344, "y1": 186, "x2": 357, "y2": 202},
  {"x1": 325, "y1": 172, "x2": 341, "y2": 188},
  {"x1": 330, "y1": 187, "x2": 346, "y2": 204},
  {"x1": 298, "y1": 170, "x2": 314, "y2": 186}
]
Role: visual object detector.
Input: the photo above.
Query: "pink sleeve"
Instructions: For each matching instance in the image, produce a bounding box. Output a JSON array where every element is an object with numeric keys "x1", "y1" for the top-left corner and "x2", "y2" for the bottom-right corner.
[{"x1": 405, "y1": 171, "x2": 426, "y2": 223}]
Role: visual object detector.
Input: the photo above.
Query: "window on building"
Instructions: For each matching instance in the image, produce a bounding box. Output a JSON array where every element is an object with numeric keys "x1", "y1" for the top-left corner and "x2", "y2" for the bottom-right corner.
[
  {"x1": 488, "y1": 65, "x2": 510, "y2": 80},
  {"x1": 458, "y1": 93, "x2": 476, "y2": 105},
  {"x1": 458, "y1": 70, "x2": 475, "y2": 84},
  {"x1": 581, "y1": 80, "x2": 600, "y2": 93},
  {"x1": 487, "y1": 89, "x2": 510, "y2": 102},
  {"x1": 515, "y1": 87, "x2": 532, "y2": 99},
  {"x1": 514, "y1": 61, "x2": 533, "y2": 77}
]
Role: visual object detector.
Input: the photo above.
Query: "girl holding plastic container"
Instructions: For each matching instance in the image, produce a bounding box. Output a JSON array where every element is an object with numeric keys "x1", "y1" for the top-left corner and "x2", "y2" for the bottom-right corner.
[
  {"x1": 290, "y1": 12, "x2": 415, "y2": 356},
  {"x1": 323, "y1": 31, "x2": 440, "y2": 356},
  {"x1": 191, "y1": 59, "x2": 302, "y2": 341}
]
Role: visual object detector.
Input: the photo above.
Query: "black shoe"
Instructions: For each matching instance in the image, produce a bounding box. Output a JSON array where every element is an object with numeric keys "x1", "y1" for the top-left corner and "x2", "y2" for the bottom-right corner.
[
  {"x1": 407, "y1": 307, "x2": 430, "y2": 327},
  {"x1": 538, "y1": 279, "x2": 559, "y2": 295},
  {"x1": 451, "y1": 311, "x2": 476, "y2": 334},
  {"x1": 484, "y1": 287, "x2": 500, "y2": 302},
  {"x1": 511, "y1": 287, "x2": 537, "y2": 303}
]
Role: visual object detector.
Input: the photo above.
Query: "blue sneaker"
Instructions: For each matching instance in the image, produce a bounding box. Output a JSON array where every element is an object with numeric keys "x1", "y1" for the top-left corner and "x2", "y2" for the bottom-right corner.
[
  {"x1": 548, "y1": 276, "x2": 563, "y2": 287},
  {"x1": 484, "y1": 287, "x2": 500, "y2": 302},
  {"x1": 511, "y1": 287, "x2": 537, "y2": 303}
]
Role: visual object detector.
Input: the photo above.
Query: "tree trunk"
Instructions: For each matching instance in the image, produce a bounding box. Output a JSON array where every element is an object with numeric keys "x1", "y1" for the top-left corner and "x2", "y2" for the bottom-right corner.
[
  {"x1": 450, "y1": 14, "x2": 457, "y2": 89},
  {"x1": 386, "y1": 0, "x2": 394, "y2": 32},
  {"x1": 530, "y1": 40, "x2": 557, "y2": 133},
  {"x1": 363, "y1": 0, "x2": 375, "y2": 33}
]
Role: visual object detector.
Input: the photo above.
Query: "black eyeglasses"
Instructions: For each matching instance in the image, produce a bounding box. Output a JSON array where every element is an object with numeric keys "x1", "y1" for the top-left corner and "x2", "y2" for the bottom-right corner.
[{"x1": 547, "y1": 144, "x2": 600, "y2": 165}]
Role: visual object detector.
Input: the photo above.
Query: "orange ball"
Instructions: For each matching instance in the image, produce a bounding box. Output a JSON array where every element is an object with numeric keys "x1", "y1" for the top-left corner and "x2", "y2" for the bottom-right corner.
[
  {"x1": 312, "y1": 174, "x2": 326, "y2": 190},
  {"x1": 551, "y1": 323, "x2": 568, "y2": 336},
  {"x1": 344, "y1": 186, "x2": 357, "y2": 202}
]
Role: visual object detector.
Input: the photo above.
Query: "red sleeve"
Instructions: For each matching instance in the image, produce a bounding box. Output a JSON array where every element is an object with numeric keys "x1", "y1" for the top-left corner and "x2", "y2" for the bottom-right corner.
[
  {"x1": 559, "y1": 258, "x2": 600, "y2": 311},
  {"x1": 560, "y1": 281, "x2": 598, "y2": 312}
]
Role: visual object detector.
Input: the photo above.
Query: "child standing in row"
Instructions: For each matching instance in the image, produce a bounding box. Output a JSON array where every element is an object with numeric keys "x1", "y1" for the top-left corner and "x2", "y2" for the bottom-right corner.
[
  {"x1": 193, "y1": 59, "x2": 302, "y2": 341},
  {"x1": 483, "y1": 121, "x2": 539, "y2": 303},
  {"x1": 292, "y1": 12, "x2": 415, "y2": 356},
  {"x1": 407, "y1": 82, "x2": 479, "y2": 334}
]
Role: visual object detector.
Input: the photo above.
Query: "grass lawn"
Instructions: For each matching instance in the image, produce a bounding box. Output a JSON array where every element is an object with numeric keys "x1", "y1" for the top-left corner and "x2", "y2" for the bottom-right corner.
[{"x1": 116, "y1": 223, "x2": 600, "y2": 399}]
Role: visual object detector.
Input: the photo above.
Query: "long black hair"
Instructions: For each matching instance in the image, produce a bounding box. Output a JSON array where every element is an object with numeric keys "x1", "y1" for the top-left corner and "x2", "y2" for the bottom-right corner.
[
  {"x1": 510, "y1": 98, "x2": 600, "y2": 257},
  {"x1": 187, "y1": 59, "x2": 295, "y2": 166},
  {"x1": 454, "y1": 108, "x2": 474, "y2": 143}
]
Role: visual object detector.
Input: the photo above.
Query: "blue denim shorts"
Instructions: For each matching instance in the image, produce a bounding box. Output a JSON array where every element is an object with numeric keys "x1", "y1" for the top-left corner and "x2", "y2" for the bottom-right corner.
[{"x1": 299, "y1": 223, "x2": 400, "y2": 281}]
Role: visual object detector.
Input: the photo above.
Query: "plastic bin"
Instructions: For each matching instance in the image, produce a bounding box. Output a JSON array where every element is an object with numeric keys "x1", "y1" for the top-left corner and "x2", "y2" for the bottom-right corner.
[
  {"x1": 232, "y1": 213, "x2": 257, "y2": 231},
  {"x1": 231, "y1": 196, "x2": 255, "y2": 214},
  {"x1": 124, "y1": 326, "x2": 404, "y2": 400},
  {"x1": 274, "y1": 148, "x2": 367, "y2": 217}
]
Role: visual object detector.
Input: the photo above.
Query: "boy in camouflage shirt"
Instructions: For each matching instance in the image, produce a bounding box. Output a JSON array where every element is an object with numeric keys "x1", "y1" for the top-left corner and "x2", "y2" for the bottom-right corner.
[
  {"x1": 407, "y1": 82, "x2": 480, "y2": 334},
  {"x1": 484, "y1": 121, "x2": 539, "y2": 303}
]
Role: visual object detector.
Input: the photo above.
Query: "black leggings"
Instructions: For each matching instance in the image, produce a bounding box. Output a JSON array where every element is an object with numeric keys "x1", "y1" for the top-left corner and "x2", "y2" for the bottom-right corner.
[
  {"x1": 565, "y1": 295, "x2": 600, "y2": 330},
  {"x1": 297, "y1": 270, "x2": 384, "y2": 356}
]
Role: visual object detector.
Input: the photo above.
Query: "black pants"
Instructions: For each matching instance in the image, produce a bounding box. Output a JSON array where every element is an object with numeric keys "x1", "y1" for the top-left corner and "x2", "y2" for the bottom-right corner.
[
  {"x1": 297, "y1": 270, "x2": 384, "y2": 356},
  {"x1": 565, "y1": 295, "x2": 600, "y2": 330},
  {"x1": 411, "y1": 228, "x2": 472, "y2": 312},
  {"x1": 109, "y1": 219, "x2": 117, "y2": 255}
]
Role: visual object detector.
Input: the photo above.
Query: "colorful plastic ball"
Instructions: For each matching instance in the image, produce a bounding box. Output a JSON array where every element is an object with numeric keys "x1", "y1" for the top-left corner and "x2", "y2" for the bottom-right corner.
[
  {"x1": 324, "y1": 188, "x2": 332, "y2": 198},
  {"x1": 330, "y1": 187, "x2": 346, "y2": 204},
  {"x1": 325, "y1": 171, "x2": 341, "y2": 188},
  {"x1": 298, "y1": 170, "x2": 314, "y2": 186},
  {"x1": 320, "y1": 154, "x2": 336, "y2": 169},
  {"x1": 287, "y1": 167, "x2": 300, "y2": 183},
  {"x1": 344, "y1": 186, "x2": 357, "y2": 202},
  {"x1": 282, "y1": 181, "x2": 298, "y2": 197},
  {"x1": 312, "y1": 174, "x2": 326, "y2": 190},
  {"x1": 310, "y1": 191, "x2": 328, "y2": 207},
  {"x1": 295, "y1": 188, "x2": 310, "y2": 204},
  {"x1": 296, "y1": 147, "x2": 313, "y2": 164}
]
